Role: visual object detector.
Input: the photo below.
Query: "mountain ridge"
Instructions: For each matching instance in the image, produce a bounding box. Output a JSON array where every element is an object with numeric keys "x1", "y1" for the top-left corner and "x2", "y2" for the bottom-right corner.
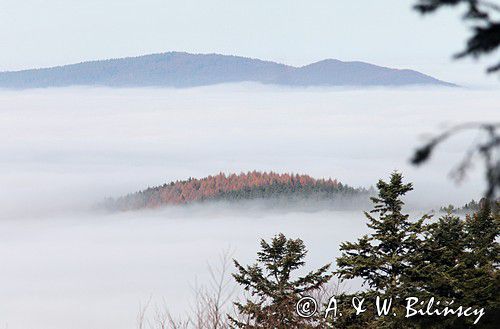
[
  {"x1": 0, "y1": 51, "x2": 456, "y2": 88},
  {"x1": 104, "y1": 171, "x2": 371, "y2": 211}
]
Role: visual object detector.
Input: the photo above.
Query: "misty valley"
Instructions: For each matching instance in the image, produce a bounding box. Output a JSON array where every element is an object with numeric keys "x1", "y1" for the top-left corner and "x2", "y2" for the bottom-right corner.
[{"x1": 0, "y1": 86, "x2": 498, "y2": 328}]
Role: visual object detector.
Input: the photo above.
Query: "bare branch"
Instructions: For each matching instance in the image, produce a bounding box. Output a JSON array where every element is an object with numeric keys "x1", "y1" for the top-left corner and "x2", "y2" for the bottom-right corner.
[{"x1": 411, "y1": 122, "x2": 500, "y2": 199}]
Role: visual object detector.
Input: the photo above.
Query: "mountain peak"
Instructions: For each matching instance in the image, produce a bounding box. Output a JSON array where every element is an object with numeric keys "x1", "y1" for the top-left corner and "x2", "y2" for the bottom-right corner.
[{"x1": 0, "y1": 52, "x2": 456, "y2": 89}]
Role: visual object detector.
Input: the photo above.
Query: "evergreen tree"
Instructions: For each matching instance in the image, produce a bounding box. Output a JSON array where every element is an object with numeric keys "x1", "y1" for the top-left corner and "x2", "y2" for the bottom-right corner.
[
  {"x1": 229, "y1": 233, "x2": 331, "y2": 328},
  {"x1": 335, "y1": 172, "x2": 428, "y2": 328},
  {"x1": 407, "y1": 202, "x2": 500, "y2": 328},
  {"x1": 406, "y1": 212, "x2": 468, "y2": 328},
  {"x1": 465, "y1": 200, "x2": 499, "y2": 267},
  {"x1": 414, "y1": 212, "x2": 466, "y2": 298},
  {"x1": 460, "y1": 201, "x2": 500, "y2": 327}
]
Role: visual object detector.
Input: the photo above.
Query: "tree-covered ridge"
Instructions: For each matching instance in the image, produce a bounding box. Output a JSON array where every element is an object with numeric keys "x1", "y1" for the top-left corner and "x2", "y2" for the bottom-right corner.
[
  {"x1": 440, "y1": 198, "x2": 499, "y2": 215},
  {"x1": 106, "y1": 171, "x2": 369, "y2": 211},
  {"x1": 0, "y1": 52, "x2": 455, "y2": 89}
]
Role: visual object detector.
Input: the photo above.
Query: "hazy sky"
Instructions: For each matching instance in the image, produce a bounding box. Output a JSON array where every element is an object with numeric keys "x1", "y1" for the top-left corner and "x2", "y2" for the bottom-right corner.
[{"x1": 0, "y1": 0, "x2": 498, "y2": 86}]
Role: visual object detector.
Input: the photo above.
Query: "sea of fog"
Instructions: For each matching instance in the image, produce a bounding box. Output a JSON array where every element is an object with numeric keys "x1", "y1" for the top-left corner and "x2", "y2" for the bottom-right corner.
[
  {"x1": 1, "y1": 207, "x2": 376, "y2": 329},
  {"x1": 0, "y1": 85, "x2": 498, "y2": 328}
]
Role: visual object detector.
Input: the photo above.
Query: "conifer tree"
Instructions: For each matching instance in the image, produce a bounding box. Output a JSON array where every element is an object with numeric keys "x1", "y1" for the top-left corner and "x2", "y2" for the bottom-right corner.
[
  {"x1": 460, "y1": 201, "x2": 500, "y2": 327},
  {"x1": 335, "y1": 172, "x2": 428, "y2": 328},
  {"x1": 412, "y1": 212, "x2": 466, "y2": 298},
  {"x1": 229, "y1": 233, "x2": 331, "y2": 328},
  {"x1": 408, "y1": 202, "x2": 500, "y2": 328},
  {"x1": 465, "y1": 200, "x2": 499, "y2": 267},
  {"x1": 406, "y1": 212, "x2": 468, "y2": 328}
]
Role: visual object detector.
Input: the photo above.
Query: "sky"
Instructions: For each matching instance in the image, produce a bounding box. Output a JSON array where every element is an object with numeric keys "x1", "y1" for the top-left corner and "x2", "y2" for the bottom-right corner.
[{"x1": 0, "y1": 0, "x2": 498, "y2": 87}]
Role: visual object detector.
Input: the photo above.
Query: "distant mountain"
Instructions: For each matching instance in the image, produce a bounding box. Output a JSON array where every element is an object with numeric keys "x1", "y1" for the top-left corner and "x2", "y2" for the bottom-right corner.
[
  {"x1": 104, "y1": 171, "x2": 370, "y2": 211},
  {"x1": 0, "y1": 52, "x2": 455, "y2": 88}
]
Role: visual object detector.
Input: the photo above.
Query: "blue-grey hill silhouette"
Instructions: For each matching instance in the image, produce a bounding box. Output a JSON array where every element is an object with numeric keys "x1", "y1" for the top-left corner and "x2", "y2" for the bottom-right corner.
[{"x1": 0, "y1": 52, "x2": 456, "y2": 88}]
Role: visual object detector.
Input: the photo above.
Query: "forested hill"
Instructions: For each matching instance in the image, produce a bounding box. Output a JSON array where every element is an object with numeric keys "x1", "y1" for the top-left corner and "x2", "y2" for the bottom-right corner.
[
  {"x1": 105, "y1": 171, "x2": 370, "y2": 211},
  {"x1": 441, "y1": 198, "x2": 499, "y2": 215},
  {"x1": 0, "y1": 52, "x2": 455, "y2": 88}
]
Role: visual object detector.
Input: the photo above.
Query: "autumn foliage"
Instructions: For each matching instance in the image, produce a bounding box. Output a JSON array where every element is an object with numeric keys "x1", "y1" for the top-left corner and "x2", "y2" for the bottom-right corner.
[{"x1": 106, "y1": 171, "x2": 367, "y2": 211}]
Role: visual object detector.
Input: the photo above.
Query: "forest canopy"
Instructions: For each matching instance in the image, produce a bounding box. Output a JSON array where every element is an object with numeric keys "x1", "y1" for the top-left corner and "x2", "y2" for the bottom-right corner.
[{"x1": 104, "y1": 171, "x2": 370, "y2": 211}]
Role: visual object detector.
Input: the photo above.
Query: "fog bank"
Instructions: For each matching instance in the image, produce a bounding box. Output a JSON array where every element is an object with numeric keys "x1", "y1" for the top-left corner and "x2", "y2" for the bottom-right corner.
[
  {"x1": 0, "y1": 85, "x2": 497, "y2": 218},
  {"x1": 0, "y1": 85, "x2": 498, "y2": 328}
]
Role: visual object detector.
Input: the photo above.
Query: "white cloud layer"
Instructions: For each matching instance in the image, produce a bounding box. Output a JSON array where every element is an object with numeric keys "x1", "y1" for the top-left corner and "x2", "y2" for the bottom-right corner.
[{"x1": 0, "y1": 85, "x2": 498, "y2": 328}]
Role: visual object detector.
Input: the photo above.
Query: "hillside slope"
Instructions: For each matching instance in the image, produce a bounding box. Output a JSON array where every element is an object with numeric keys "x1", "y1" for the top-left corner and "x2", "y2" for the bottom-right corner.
[
  {"x1": 105, "y1": 171, "x2": 370, "y2": 211},
  {"x1": 0, "y1": 52, "x2": 455, "y2": 88}
]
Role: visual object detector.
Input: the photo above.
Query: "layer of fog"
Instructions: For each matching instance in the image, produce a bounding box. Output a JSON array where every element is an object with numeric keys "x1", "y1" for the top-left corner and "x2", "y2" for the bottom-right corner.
[
  {"x1": 1, "y1": 207, "x2": 379, "y2": 329},
  {"x1": 0, "y1": 85, "x2": 498, "y2": 328},
  {"x1": 1, "y1": 85, "x2": 498, "y2": 218}
]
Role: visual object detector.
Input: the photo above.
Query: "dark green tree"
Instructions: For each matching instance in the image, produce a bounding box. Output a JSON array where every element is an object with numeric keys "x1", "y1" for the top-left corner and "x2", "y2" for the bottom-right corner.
[
  {"x1": 229, "y1": 233, "x2": 331, "y2": 328},
  {"x1": 406, "y1": 212, "x2": 468, "y2": 328},
  {"x1": 465, "y1": 200, "x2": 500, "y2": 266},
  {"x1": 407, "y1": 202, "x2": 500, "y2": 328},
  {"x1": 413, "y1": 212, "x2": 466, "y2": 297},
  {"x1": 336, "y1": 172, "x2": 428, "y2": 328},
  {"x1": 460, "y1": 201, "x2": 500, "y2": 327}
]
